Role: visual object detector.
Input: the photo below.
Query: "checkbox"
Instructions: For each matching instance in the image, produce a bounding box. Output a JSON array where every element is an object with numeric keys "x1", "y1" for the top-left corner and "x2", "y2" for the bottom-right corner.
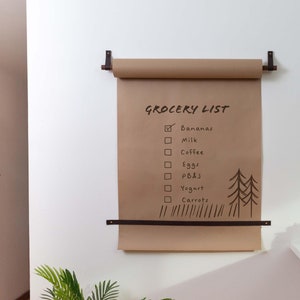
[
  {"x1": 164, "y1": 173, "x2": 172, "y2": 180},
  {"x1": 164, "y1": 149, "x2": 172, "y2": 156},
  {"x1": 164, "y1": 137, "x2": 172, "y2": 144},
  {"x1": 164, "y1": 185, "x2": 172, "y2": 192},
  {"x1": 164, "y1": 123, "x2": 175, "y2": 132},
  {"x1": 164, "y1": 196, "x2": 172, "y2": 203},
  {"x1": 164, "y1": 161, "x2": 172, "y2": 168}
]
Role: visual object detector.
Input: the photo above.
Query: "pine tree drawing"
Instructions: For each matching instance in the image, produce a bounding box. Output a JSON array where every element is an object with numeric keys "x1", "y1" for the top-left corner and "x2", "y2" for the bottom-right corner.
[
  {"x1": 227, "y1": 169, "x2": 247, "y2": 218},
  {"x1": 242, "y1": 175, "x2": 259, "y2": 217}
]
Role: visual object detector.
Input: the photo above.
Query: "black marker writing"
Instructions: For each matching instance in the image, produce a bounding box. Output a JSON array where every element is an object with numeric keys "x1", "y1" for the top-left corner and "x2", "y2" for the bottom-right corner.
[
  {"x1": 202, "y1": 105, "x2": 230, "y2": 113},
  {"x1": 145, "y1": 105, "x2": 198, "y2": 115}
]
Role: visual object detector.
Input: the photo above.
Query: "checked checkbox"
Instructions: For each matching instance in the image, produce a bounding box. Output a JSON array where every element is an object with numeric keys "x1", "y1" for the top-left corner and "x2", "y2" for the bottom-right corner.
[{"x1": 164, "y1": 123, "x2": 176, "y2": 133}]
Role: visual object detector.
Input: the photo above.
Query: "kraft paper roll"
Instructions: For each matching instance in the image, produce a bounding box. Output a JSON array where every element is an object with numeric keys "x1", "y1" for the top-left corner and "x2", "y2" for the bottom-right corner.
[
  {"x1": 115, "y1": 56, "x2": 263, "y2": 251},
  {"x1": 112, "y1": 59, "x2": 263, "y2": 79}
]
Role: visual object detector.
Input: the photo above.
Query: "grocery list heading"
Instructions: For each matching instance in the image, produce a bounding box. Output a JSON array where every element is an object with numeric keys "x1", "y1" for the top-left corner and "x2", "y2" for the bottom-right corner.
[{"x1": 145, "y1": 105, "x2": 230, "y2": 115}]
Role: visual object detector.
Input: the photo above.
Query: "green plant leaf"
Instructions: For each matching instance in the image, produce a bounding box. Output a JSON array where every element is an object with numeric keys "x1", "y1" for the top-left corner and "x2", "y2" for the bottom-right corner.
[
  {"x1": 35, "y1": 265, "x2": 84, "y2": 300},
  {"x1": 36, "y1": 265, "x2": 61, "y2": 287},
  {"x1": 40, "y1": 288, "x2": 55, "y2": 300},
  {"x1": 86, "y1": 280, "x2": 119, "y2": 300}
]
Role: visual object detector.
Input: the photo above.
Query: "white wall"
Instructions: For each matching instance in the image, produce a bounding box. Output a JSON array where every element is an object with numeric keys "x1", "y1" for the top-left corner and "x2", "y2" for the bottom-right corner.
[
  {"x1": 0, "y1": 68, "x2": 28, "y2": 299},
  {"x1": 27, "y1": 1, "x2": 300, "y2": 299}
]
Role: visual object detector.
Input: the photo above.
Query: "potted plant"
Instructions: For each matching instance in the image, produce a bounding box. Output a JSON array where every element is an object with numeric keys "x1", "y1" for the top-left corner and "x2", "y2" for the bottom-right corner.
[{"x1": 36, "y1": 265, "x2": 173, "y2": 300}]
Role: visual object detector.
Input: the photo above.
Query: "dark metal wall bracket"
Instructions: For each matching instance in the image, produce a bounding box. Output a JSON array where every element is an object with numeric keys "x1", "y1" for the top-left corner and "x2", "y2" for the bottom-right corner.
[
  {"x1": 263, "y1": 51, "x2": 277, "y2": 71},
  {"x1": 101, "y1": 50, "x2": 277, "y2": 72},
  {"x1": 101, "y1": 50, "x2": 112, "y2": 70},
  {"x1": 107, "y1": 220, "x2": 271, "y2": 226}
]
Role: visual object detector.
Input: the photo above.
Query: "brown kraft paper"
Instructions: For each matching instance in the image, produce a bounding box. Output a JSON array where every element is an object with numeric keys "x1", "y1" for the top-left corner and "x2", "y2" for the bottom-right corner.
[{"x1": 115, "y1": 58, "x2": 263, "y2": 251}]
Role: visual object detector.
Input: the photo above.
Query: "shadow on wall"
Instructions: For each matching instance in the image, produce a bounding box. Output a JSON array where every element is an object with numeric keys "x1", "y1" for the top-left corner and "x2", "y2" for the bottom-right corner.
[{"x1": 152, "y1": 224, "x2": 300, "y2": 300}]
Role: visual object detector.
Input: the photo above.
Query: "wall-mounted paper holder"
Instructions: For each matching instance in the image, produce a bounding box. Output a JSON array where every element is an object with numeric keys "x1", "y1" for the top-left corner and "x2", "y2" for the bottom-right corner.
[
  {"x1": 103, "y1": 50, "x2": 274, "y2": 228},
  {"x1": 101, "y1": 50, "x2": 277, "y2": 72}
]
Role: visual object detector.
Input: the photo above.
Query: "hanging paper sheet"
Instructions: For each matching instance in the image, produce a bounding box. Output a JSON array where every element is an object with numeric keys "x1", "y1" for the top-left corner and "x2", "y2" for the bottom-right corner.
[{"x1": 114, "y1": 58, "x2": 262, "y2": 251}]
